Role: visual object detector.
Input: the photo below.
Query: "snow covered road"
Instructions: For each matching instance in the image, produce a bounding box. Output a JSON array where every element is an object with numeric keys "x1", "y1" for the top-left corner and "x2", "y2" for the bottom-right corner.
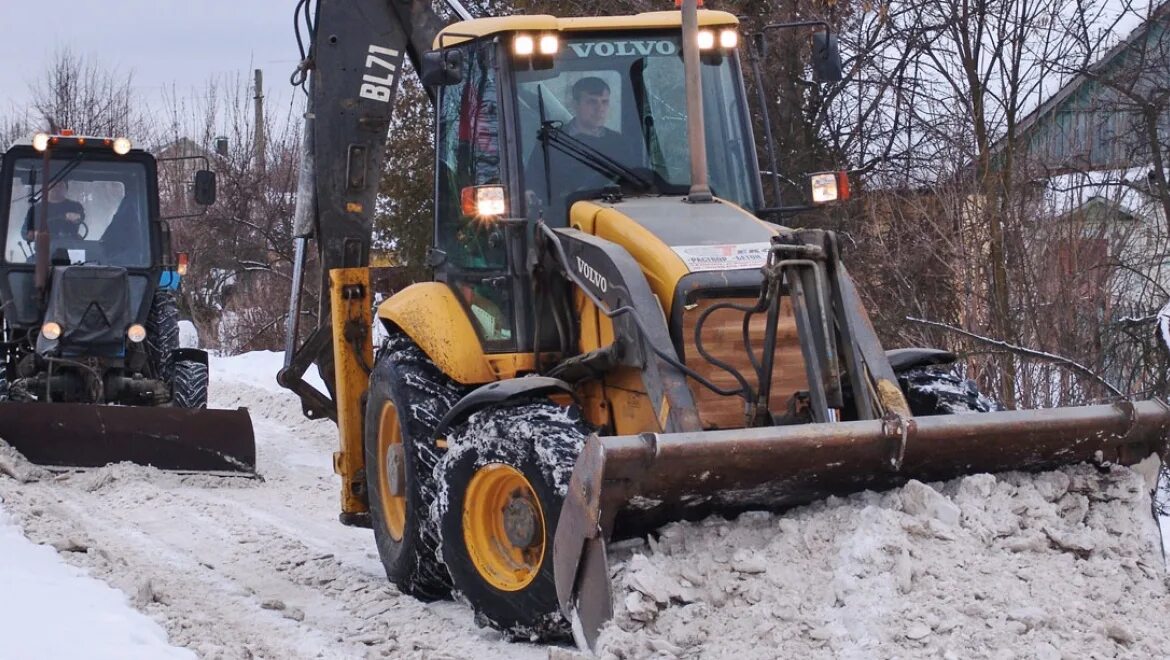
[
  {"x1": 1, "y1": 351, "x2": 1169, "y2": 659},
  {"x1": 0, "y1": 352, "x2": 547, "y2": 660}
]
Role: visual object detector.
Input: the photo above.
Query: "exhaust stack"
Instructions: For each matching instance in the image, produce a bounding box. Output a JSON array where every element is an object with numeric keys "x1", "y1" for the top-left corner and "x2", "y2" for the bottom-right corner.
[{"x1": 681, "y1": 0, "x2": 712, "y2": 203}]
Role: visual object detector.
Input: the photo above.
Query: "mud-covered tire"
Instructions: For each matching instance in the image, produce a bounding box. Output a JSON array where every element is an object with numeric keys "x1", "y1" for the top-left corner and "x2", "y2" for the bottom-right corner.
[
  {"x1": 364, "y1": 332, "x2": 466, "y2": 601},
  {"x1": 898, "y1": 367, "x2": 999, "y2": 415},
  {"x1": 171, "y1": 360, "x2": 208, "y2": 408},
  {"x1": 146, "y1": 290, "x2": 180, "y2": 382},
  {"x1": 434, "y1": 400, "x2": 589, "y2": 641}
]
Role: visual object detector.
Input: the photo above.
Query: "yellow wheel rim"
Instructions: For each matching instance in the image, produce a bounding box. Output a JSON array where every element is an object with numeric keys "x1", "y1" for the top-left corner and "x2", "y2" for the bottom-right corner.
[
  {"x1": 376, "y1": 402, "x2": 407, "y2": 542},
  {"x1": 463, "y1": 463, "x2": 546, "y2": 592}
]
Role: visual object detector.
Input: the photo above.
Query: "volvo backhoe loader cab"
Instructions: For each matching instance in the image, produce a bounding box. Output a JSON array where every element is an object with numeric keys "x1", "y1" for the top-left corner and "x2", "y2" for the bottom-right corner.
[
  {"x1": 0, "y1": 133, "x2": 255, "y2": 473},
  {"x1": 280, "y1": 2, "x2": 1169, "y2": 651}
]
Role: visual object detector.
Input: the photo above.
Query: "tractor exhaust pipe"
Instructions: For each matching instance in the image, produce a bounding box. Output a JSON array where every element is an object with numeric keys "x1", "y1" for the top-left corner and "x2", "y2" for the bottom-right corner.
[{"x1": 681, "y1": 0, "x2": 712, "y2": 203}]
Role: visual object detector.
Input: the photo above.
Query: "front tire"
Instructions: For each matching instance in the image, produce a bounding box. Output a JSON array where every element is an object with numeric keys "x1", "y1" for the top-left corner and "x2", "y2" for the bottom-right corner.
[
  {"x1": 146, "y1": 290, "x2": 180, "y2": 383},
  {"x1": 171, "y1": 360, "x2": 208, "y2": 408},
  {"x1": 434, "y1": 400, "x2": 589, "y2": 641},
  {"x1": 364, "y1": 333, "x2": 465, "y2": 601},
  {"x1": 898, "y1": 366, "x2": 999, "y2": 415}
]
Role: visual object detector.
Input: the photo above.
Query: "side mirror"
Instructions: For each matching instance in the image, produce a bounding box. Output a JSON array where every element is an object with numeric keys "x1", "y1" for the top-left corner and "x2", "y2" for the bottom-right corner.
[
  {"x1": 420, "y1": 49, "x2": 464, "y2": 87},
  {"x1": 812, "y1": 32, "x2": 843, "y2": 83},
  {"x1": 194, "y1": 170, "x2": 216, "y2": 206}
]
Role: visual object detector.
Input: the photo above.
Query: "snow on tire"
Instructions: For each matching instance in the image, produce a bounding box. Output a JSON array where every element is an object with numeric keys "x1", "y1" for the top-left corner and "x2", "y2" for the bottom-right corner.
[
  {"x1": 171, "y1": 360, "x2": 208, "y2": 408},
  {"x1": 363, "y1": 332, "x2": 466, "y2": 601},
  {"x1": 898, "y1": 366, "x2": 1000, "y2": 415},
  {"x1": 432, "y1": 400, "x2": 589, "y2": 642}
]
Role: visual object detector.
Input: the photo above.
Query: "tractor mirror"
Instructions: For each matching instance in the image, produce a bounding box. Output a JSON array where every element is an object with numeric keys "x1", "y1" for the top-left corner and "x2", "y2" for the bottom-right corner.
[
  {"x1": 421, "y1": 49, "x2": 464, "y2": 87},
  {"x1": 812, "y1": 31, "x2": 843, "y2": 83},
  {"x1": 194, "y1": 170, "x2": 216, "y2": 206}
]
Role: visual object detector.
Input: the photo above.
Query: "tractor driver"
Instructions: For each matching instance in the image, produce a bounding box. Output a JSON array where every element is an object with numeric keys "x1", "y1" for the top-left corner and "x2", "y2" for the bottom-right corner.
[
  {"x1": 525, "y1": 76, "x2": 639, "y2": 219},
  {"x1": 23, "y1": 180, "x2": 86, "y2": 241}
]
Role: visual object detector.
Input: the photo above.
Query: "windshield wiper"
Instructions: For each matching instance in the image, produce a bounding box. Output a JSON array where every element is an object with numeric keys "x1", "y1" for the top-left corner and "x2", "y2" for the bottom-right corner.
[{"x1": 538, "y1": 123, "x2": 653, "y2": 192}]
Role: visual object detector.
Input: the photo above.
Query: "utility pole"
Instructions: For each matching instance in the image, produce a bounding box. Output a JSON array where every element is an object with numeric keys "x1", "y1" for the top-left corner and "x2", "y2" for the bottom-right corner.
[{"x1": 254, "y1": 69, "x2": 266, "y2": 176}]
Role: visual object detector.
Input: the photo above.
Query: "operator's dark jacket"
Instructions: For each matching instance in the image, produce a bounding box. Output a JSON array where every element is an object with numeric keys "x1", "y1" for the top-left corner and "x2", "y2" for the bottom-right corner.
[{"x1": 23, "y1": 199, "x2": 85, "y2": 240}]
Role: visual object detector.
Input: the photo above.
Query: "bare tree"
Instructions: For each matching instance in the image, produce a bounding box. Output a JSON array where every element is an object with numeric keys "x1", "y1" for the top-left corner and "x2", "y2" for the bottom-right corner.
[{"x1": 27, "y1": 48, "x2": 144, "y2": 137}]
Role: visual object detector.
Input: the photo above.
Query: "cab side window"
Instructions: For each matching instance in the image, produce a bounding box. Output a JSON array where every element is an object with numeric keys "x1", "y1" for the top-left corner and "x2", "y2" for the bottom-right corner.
[{"x1": 435, "y1": 43, "x2": 514, "y2": 346}]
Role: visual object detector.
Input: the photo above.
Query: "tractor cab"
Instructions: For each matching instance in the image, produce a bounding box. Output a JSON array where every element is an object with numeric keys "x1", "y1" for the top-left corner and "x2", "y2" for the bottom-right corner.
[
  {"x1": 425, "y1": 10, "x2": 764, "y2": 351},
  {"x1": 0, "y1": 134, "x2": 160, "y2": 332}
]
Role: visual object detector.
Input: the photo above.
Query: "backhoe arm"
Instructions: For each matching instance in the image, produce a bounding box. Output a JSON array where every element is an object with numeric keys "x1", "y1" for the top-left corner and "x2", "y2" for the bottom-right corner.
[{"x1": 278, "y1": 0, "x2": 466, "y2": 421}]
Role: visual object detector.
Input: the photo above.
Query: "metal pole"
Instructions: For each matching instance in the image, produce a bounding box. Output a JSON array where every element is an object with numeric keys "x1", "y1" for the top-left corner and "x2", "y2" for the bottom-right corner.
[
  {"x1": 680, "y1": 0, "x2": 712, "y2": 203},
  {"x1": 748, "y1": 34, "x2": 783, "y2": 207},
  {"x1": 283, "y1": 237, "x2": 308, "y2": 367}
]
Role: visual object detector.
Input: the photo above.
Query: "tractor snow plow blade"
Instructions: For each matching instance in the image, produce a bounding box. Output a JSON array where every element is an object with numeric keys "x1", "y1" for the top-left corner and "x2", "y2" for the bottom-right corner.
[
  {"x1": 554, "y1": 400, "x2": 1170, "y2": 649},
  {"x1": 0, "y1": 402, "x2": 256, "y2": 474}
]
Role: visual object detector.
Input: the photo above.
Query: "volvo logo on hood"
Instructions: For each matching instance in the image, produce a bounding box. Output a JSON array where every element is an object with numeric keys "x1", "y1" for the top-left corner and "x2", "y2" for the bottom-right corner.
[
  {"x1": 566, "y1": 40, "x2": 678, "y2": 59},
  {"x1": 575, "y1": 256, "x2": 609, "y2": 293}
]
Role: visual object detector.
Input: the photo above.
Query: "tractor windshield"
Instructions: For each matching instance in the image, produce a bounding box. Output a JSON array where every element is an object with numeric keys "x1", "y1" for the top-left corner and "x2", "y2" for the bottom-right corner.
[
  {"x1": 515, "y1": 31, "x2": 760, "y2": 221},
  {"x1": 4, "y1": 157, "x2": 152, "y2": 268}
]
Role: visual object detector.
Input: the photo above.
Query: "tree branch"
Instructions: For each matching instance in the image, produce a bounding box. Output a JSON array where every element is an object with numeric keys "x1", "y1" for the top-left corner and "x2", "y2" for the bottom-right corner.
[{"x1": 905, "y1": 316, "x2": 1124, "y2": 397}]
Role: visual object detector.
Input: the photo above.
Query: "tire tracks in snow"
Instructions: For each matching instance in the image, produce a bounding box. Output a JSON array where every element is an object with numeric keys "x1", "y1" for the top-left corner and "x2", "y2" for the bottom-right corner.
[{"x1": 0, "y1": 378, "x2": 547, "y2": 660}]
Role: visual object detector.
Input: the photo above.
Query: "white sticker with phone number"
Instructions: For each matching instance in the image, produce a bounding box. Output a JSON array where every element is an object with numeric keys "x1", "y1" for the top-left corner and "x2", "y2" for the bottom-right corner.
[{"x1": 671, "y1": 242, "x2": 771, "y2": 272}]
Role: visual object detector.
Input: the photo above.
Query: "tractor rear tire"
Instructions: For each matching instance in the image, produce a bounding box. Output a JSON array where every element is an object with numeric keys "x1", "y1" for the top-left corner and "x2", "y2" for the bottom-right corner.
[
  {"x1": 146, "y1": 290, "x2": 180, "y2": 383},
  {"x1": 364, "y1": 333, "x2": 465, "y2": 601},
  {"x1": 171, "y1": 360, "x2": 208, "y2": 409},
  {"x1": 898, "y1": 367, "x2": 999, "y2": 415},
  {"x1": 434, "y1": 400, "x2": 589, "y2": 641}
]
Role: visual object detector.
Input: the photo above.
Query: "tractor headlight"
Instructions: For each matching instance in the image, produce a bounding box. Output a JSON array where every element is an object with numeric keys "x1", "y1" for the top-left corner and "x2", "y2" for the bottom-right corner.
[
  {"x1": 112, "y1": 137, "x2": 132, "y2": 155},
  {"x1": 41, "y1": 322, "x2": 62, "y2": 341},
  {"x1": 32, "y1": 133, "x2": 50, "y2": 152},
  {"x1": 127, "y1": 324, "x2": 147, "y2": 343},
  {"x1": 697, "y1": 30, "x2": 716, "y2": 50},
  {"x1": 719, "y1": 29, "x2": 739, "y2": 49}
]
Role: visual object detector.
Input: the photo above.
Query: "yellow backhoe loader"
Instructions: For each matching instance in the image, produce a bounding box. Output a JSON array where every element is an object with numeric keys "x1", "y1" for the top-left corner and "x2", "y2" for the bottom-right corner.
[{"x1": 277, "y1": 0, "x2": 1170, "y2": 649}]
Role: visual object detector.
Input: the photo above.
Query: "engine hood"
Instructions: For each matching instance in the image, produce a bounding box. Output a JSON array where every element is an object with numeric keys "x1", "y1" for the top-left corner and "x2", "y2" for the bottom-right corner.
[
  {"x1": 37, "y1": 265, "x2": 132, "y2": 356},
  {"x1": 569, "y1": 196, "x2": 780, "y2": 315}
]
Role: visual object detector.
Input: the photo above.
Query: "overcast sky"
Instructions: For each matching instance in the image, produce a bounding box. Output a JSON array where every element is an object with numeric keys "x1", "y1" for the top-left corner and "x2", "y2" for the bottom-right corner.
[{"x1": 1, "y1": 0, "x2": 303, "y2": 132}]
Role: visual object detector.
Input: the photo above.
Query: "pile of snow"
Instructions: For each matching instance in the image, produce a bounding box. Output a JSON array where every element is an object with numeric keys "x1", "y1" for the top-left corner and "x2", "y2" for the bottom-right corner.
[
  {"x1": 208, "y1": 350, "x2": 331, "y2": 429},
  {"x1": 0, "y1": 506, "x2": 194, "y2": 660},
  {"x1": 599, "y1": 463, "x2": 1170, "y2": 659}
]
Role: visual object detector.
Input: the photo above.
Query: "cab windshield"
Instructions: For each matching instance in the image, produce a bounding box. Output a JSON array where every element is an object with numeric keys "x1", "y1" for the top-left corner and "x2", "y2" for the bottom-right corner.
[
  {"x1": 4, "y1": 157, "x2": 152, "y2": 268},
  {"x1": 515, "y1": 31, "x2": 759, "y2": 221}
]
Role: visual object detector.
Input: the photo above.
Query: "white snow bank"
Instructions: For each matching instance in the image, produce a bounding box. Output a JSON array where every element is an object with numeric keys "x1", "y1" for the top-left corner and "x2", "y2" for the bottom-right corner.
[
  {"x1": 209, "y1": 350, "x2": 325, "y2": 394},
  {"x1": 600, "y1": 463, "x2": 1170, "y2": 659},
  {"x1": 177, "y1": 320, "x2": 199, "y2": 349},
  {"x1": 0, "y1": 505, "x2": 195, "y2": 660}
]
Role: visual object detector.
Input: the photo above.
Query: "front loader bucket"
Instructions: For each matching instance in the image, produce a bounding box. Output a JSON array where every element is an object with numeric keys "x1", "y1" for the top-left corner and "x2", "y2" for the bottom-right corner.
[
  {"x1": 0, "y1": 402, "x2": 256, "y2": 474},
  {"x1": 554, "y1": 400, "x2": 1170, "y2": 649}
]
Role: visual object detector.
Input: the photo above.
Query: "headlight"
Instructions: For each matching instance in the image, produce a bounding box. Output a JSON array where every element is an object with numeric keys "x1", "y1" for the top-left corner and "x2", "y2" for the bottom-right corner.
[
  {"x1": 513, "y1": 34, "x2": 535, "y2": 56},
  {"x1": 719, "y1": 30, "x2": 739, "y2": 49},
  {"x1": 461, "y1": 185, "x2": 507, "y2": 218},
  {"x1": 698, "y1": 30, "x2": 716, "y2": 50},
  {"x1": 32, "y1": 133, "x2": 50, "y2": 152},
  {"x1": 127, "y1": 324, "x2": 147, "y2": 343},
  {"x1": 41, "y1": 322, "x2": 62, "y2": 341},
  {"x1": 539, "y1": 34, "x2": 559, "y2": 55},
  {"x1": 112, "y1": 137, "x2": 132, "y2": 155},
  {"x1": 809, "y1": 171, "x2": 851, "y2": 204}
]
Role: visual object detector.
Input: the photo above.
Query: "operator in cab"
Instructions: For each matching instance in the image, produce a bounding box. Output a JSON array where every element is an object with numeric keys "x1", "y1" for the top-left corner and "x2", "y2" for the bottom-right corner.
[
  {"x1": 23, "y1": 180, "x2": 86, "y2": 241},
  {"x1": 524, "y1": 76, "x2": 640, "y2": 220}
]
